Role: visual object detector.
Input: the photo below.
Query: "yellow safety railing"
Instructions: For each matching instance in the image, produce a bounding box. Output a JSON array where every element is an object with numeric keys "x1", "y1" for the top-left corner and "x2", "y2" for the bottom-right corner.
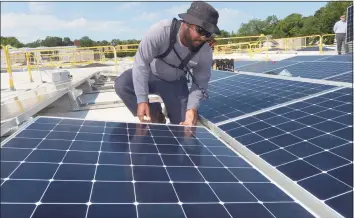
[
  {"x1": 115, "y1": 44, "x2": 139, "y2": 53},
  {"x1": 214, "y1": 34, "x2": 269, "y2": 59},
  {"x1": 320, "y1": 34, "x2": 336, "y2": 53},
  {"x1": 272, "y1": 35, "x2": 322, "y2": 52},
  {"x1": 214, "y1": 42, "x2": 251, "y2": 54},
  {"x1": 3, "y1": 45, "x2": 15, "y2": 90},
  {"x1": 0, "y1": 33, "x2": 344, "y2": 91}
]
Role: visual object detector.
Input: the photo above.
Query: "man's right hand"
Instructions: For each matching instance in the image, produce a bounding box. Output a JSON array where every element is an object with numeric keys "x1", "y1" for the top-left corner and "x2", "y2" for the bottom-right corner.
[{"x1": 137, "y1": 102, "x2": 151, "y2": 122}]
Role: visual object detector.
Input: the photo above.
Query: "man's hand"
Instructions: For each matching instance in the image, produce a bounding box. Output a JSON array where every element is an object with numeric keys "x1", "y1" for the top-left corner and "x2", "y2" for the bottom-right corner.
[
  {"x1": 137, "y1": 102, "x2": 151, "y2": 123},
  {"x1": 180, "y1": 109, "x2": 198, "y2": 126}
]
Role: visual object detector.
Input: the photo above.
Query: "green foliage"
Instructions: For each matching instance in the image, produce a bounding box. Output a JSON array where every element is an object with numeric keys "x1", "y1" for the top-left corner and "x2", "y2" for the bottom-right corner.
[
  {"x1": 0, "y1": 36, "x2": 24, "y2": 48},
  {"x1": 234, "y1": 2, "x2": 352, "y2": 38}
]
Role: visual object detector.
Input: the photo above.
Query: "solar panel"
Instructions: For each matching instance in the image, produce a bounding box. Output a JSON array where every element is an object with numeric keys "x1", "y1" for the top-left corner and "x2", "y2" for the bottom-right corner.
[
  {"x1": 347, "y1": 5, "x2": 353, "y2": 43},
  {"x1": 210, "y1": 70, "x2": 237, "y2": 82},
  {"x1": 321, "y1": 54, "x2": 353, "y2": 62},
  {"x1": 198, "y1": 74, "x2": 335, "y2": 123},
  {"x1": 0, "y1": 116, "x2": 316, "y2": 218},
  {"x1": 281, "y1": 56, "x2": 331, "y2": 62},
  {"x1": 236, "y1": 61, "x2": 298, "y2": 73},
  {"x1": 218, "y1": 88, "x2": 353, "y2": 218},
  {"x1": 234, "y1": 61, "x2": 259, "y2": 69},
  {"x1": 325, "y1": 72, "x2": 353, "y2": 83},
  {"x1": 272, "y1": 62, "x2": 352, "y2": 80}
]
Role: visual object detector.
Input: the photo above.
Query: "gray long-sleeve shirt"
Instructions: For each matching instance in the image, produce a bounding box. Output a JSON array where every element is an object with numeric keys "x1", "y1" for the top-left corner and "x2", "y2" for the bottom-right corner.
[
  {"x1": 333, "y1": 20, "x2": 347, "y2": 33},
  {"x1": 132, "y1": 19, "x2": 213, "y2": 110}
]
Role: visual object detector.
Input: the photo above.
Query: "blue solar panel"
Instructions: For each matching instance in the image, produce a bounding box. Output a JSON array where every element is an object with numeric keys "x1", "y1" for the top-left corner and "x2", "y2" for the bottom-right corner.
[
  {"x1": 325, "y1": 72, "x2": 353, "y2": 83},
  {"x1": 218, "y1": 88, "x2": 353, "y2": 218},
  {"x1": 272, "y1": 62, "x2": 352, "y2": 80},
  {"x1": 199, "y1": 74, "x2": 335, "y2": 123},
  {"x1": 0, "y1": 116, "x2": 316, "y2": 218},
  {"x1": 236, "y1": 61, "x2": 298, "y2": 73},
  {"x1": 322, "y1": 54, "x2": 353, "y2": 62},
  {"x1": 210, "y1": 70, "x2": 236, "y2": 82}
]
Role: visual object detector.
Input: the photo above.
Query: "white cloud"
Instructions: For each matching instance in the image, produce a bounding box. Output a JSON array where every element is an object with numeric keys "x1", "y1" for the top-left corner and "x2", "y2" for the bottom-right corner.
[
  {"x1": 1, "y1": 12, "x2": 133, "y2": 43},
  {"x1": 163, "y1": 4, "x2": 190, "y2": 15},
  {"x1": 215, "y1": 8, "x2": 252, "y2": 32},
  {"x1": 135, "y1": 12, "x2": 160, "y2": 22},
  {"x1": 28, "y1": 2, "x2": 52, "y2": 14},
  {"x1": 117, "y1": 2, "x2": 141, "y2": 10}
]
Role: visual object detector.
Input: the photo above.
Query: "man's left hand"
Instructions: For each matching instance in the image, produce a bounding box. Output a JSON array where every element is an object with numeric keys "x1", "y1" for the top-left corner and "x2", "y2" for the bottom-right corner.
[{"x1": 180, "y1": 109, "x2": 198, "y2": 126}]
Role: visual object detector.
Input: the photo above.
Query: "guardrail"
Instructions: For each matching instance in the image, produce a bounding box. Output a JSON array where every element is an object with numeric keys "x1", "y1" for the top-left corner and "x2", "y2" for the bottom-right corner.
[
  {"x1": 0, "y1": 33, "x2": 344, "y2": 90},
  {"x1": 214, "y1": 34, "x2": 269, "y2": 59}
]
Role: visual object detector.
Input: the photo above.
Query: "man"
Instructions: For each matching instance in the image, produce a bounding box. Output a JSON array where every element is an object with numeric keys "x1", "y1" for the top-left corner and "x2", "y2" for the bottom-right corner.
[
  {"x1": 115, "y1": 1, "x2": 219, "y2": 126},
  {"x1": 333, "y1": 15, "x2": 349, "y2": 55}
]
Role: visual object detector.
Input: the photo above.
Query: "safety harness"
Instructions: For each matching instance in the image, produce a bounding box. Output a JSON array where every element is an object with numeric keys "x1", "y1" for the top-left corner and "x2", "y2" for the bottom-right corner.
[{"x1": 154, "y1": 18, "x2": 209, "y2": 99}]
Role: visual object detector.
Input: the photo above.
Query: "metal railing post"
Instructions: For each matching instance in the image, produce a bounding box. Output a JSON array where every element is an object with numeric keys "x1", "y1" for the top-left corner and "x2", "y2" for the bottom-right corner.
[
  {"x1": 26, "y1": 52, "x2": 34, "y2": 82},
  {"x1": 4, "y1": 45, "x2": 15, "y2": 90},
  {"x1": 113, "y1": 46, "x2": 118, "y2": 73}
]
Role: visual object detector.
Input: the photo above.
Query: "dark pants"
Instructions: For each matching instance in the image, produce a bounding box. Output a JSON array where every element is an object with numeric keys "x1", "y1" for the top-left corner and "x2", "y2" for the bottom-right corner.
[
  {"x1": 336, "y1": 33, "x2": 349, "y2": 54},
  {"x1": 114, "y1": 68, "x2": 189, "y2": 124}
]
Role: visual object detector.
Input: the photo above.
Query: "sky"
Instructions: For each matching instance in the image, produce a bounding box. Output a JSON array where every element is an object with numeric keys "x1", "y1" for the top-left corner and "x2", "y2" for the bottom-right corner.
[{"x1": 1, "y1": 1, "x2": 328, "y2": 43}]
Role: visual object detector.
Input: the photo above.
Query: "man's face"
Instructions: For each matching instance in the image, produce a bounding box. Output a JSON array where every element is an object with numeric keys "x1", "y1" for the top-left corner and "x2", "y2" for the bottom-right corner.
[
  {"x1": 182, "y1": 22, "x2": 214, "y2": 51},
  {"x1": 340, "y1": 16, "x2": 345, "y2": 21}
]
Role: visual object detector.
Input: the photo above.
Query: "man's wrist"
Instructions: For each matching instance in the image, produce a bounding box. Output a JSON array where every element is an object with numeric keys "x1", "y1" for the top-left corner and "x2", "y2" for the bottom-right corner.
[{"x1": 136, "y1": 95, "x2": 148, "y2": 104}]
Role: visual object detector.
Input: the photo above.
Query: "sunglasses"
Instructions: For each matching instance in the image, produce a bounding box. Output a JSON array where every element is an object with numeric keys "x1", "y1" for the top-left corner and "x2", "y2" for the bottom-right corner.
[
  {"x1": 195, "y1": 25, "x2": 213, "y2": 38},
  {"x1": 184, "y1": 21, "x2": 214, "y2": 38}
]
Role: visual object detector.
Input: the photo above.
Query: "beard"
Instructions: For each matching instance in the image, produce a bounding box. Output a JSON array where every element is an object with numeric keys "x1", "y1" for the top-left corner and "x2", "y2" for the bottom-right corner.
[{"x1": 183, "y1": 29, "x2": 204, "y2": 52}]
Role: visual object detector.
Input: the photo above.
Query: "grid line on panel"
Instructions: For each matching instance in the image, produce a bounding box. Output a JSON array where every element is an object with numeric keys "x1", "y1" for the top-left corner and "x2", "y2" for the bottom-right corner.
[
  {"x1": 1, "y1": 120, "x2": 62, "y2": 187},
  {"x1": 147, "y1": 127, "x2": 188, "y2": 218},
  {"x1": 28, "y1": 119, "x2": 86, "y2": 218},
  {"x1": 295, "y1": 162, "x2": 353, "y2": 183},
  {"x1": 178, "y1": 129, "x2": 302, "y2": 217},
  {"x1": 199, "y1": 74, "x2": 335, "y2": 123},
  {"x1": 0, "y1": 146, "x2": 241, "y2": 160},
  {"x1": 127, "y1": 124, "x2": 140, "y2": 218},
  {"x1": 166, "y1": 126, "x2": 285, "y2": 218},
  {"x1": 166, "y1": 127, "x2": 234, "y2": 218},
  {"x1": 0, "y1": 159, "x2": 263, "y2": 171},
  {"x1": 218, "y1": 88, "x2": 353, "y2": 207},
  {"x1": 220, "y1": 108, "x2": 352, "y2": 187},
  {"x1": 214, "y1": 86, "x2": 344, "y2": 127},
  {"x1": 84, "y1": 121, "x2": 106, "y2": 218},
  {"x1": 271, "y1": 62, "x2": 353, "y2": 80}
]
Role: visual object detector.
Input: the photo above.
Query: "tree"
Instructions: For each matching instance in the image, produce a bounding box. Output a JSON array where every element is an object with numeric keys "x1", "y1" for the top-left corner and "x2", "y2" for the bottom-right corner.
[
  {"x1": 0, "y1": 36, "x2": 24, "y2": 48},
  {"x1": 25, "y1": 39, "x2": 42, "y2": 48},
  {"x1": 274, "y1": 13, "x2": 304, "y2": 37},
  {"x1": 314, "y1": 1, "x2": 352, "y2": 34},
  {"x1": 63, "y1": 37, "x2": 73, "y2": 46},
  {"x1": 40, "y1": 36, "x2": 63, "y2": 47},
  {"x1": 79, "y1": 36, "x2": 94, "y2": 47}
]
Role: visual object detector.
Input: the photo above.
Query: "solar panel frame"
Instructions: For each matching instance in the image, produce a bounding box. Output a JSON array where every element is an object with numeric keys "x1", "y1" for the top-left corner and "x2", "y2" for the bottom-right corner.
[
  {"x1": 217, "y1": 88, "x2": 353, "y2": 218},
  {"x1": 0, "y1": 116, "x2": 317, "y2": 218},
  {"x1": 346, "y1": 5, "x2": 353, "y2": 43}
]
